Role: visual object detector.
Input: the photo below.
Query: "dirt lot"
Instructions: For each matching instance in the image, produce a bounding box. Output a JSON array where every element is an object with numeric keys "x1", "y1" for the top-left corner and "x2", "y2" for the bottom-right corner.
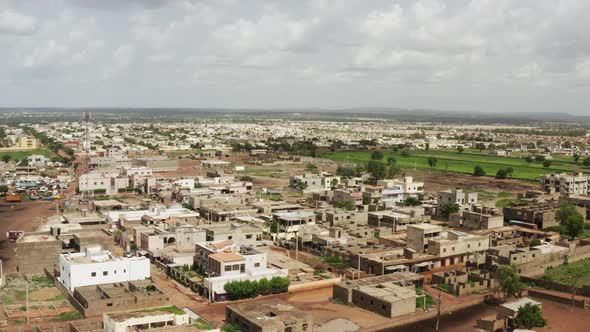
[
  {"x1": 409, "y1": 169, "x2": 537, "y2": 193},
  {"x1": 0, "y1": 200, "x2": 54, "y2": 273},
  {"x1": 382, "y1": 296, "x2": 590, "y2": 332}
]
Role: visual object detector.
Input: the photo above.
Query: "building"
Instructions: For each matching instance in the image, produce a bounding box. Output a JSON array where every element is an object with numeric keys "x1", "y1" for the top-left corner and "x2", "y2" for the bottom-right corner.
[
  {"x1": 427, "y1": 230, "x2": 489, "y2": 266},
  {"x1": 368, "y1": 207, "x2": 430, "y2": 232},
  {"x1": 540, "y1": 172, "x2": 590, "y2": 196},
  {"x1": 271, "y1": 210, "x2": 316, "y2": 241},
  {"x1": 289, "y1": 173, "x2": 324, "y2": 192},
  {"x1": 133, "y1": 156, "x2": 178, "y2": 172},
  {"x1": 449, "y1": 206, "x2": 504, "y2": 230},
  {"x1": 27, "y1": 154, "x2": 49, "y2": 166},
  {"x1": 14, "y1": 135, "x2": 39, "y2": 149},
  {"x1": 59, "y1": 246, "x2": 151, "y2": 292},
  {"x1": 103, "y1": 309, "x2": 190, "y2": 332},
  {"x1": 200, "y1": 245, "x2": 288, "y2": 302},
  {"x1": 226, "y1": 299, "x2": 312, "y2": 332},
  {"x1": 437, "y1": 188, "x2": 478, "y2": 213},
  {"x1": 406, "y1": 224, "x2": 442, "y2": 252}
]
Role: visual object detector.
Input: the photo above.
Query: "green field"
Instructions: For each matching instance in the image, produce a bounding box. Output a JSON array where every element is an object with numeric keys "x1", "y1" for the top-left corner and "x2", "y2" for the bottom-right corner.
[
  {"x1": 319, "y1": 149, "x2": 587, "y2": 182},
  {"x1": 0, "y1": 148, "x2": 55, "y2": 161},
  {"x1": 542, "y1": 258, "x2": 590, "y2": 287}
]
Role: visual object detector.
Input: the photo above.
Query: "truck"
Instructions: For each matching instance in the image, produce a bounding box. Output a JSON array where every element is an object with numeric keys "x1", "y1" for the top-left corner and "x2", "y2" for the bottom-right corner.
[{"x1": 5, "y1": 194, "x2": 22, "y2": 202}]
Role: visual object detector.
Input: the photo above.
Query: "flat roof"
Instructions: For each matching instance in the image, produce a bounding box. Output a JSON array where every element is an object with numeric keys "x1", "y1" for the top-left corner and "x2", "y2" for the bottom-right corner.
[{"x1": 208, "y1": 252, "x2": 244, "y2": 263}]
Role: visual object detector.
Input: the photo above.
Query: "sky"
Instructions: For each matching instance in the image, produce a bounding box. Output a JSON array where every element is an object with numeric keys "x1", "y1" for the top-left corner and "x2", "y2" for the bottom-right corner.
[{"x1": 1, "y1": 0, "x2": 589, "y2": 113}]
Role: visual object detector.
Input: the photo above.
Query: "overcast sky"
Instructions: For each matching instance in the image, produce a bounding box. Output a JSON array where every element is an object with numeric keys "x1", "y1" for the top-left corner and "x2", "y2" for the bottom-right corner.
[{"x1": 1, "y1": 0, "x2": 589, "y2": 113}]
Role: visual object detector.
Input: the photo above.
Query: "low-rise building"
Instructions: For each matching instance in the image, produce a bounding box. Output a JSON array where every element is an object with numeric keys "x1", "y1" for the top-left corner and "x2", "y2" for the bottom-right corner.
[
  {"x1": 226, "y1": 299, "x2": 313, "y2": 332},
  {"x1": 540, "y1": 172, "x2": 590, "y2": 196},
  {"x1": 59, "y1": 246, "x2": 151, "y2": 292}
]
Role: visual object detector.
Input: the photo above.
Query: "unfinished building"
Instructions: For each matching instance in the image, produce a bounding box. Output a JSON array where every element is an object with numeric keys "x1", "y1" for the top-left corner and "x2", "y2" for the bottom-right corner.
[
  {"x1": 431, "y1": 269, "x2": 495, "y2": 296},
  {"x1": 449, "y1": 206, "x2": 504, "y2": 230},
  {"x1": 226, "y1": 299, "x2": 312, "y2": 332},
  {"x1": 71, "y1": 280, "x2": 170, "y2": 317}
]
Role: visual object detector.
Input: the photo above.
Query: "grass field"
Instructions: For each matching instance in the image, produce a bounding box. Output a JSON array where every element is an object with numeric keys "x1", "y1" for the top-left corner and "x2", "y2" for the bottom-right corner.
[
  {"x1": 0, "y1": 148, "x2": 54, "y2": 161},
  {"x1": 542, "y1": 258, "x2": 590, "y2": 287},
  {"x1": 318, "y1": 149, "x2": 588, "y2": 182}
]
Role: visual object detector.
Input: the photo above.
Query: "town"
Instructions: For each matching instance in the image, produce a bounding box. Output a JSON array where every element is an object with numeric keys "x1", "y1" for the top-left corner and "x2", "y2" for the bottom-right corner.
[{"x1": 1, "y1": 110, "x2": 590, "y2": 332}]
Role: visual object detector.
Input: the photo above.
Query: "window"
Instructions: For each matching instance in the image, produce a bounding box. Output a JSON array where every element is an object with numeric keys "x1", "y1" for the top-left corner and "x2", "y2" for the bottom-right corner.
[
  {"x1": 228, "y1": 236, "x2": 233, "y2": 240},
  {"x1": 103, "y1": 271, "x2": 108, "y2": 276},
  {"x1": 254, "y1": 262, "x2": 260, "y2": 267},
  {"x1": 225, "y1": 265, "x2": 232, "y2": 272},
  {"x1": 124, "y1": 269, "x2": 126, "y2": 273},
  {"x1": 232, "y1": 264, "x2": 240, "y2": 271},
  {"x1": 246, "y1": 234, "x2": 253, "y2": 239},
  {"x1": 91, "y1": 272, "x2": 97, "y2": 277}
]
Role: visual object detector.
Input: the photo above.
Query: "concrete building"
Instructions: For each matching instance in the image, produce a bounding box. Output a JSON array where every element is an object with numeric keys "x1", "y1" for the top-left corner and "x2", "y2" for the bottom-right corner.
[
  {"x1": 368, "y1": 207, "x2": 430, "y2": 232},
  {"x1": 437, "y1": 188, "x2": 478, "y2": 213},
  {"x1": 449, "y1": 206, "x2": 504, "y2": 230},
  {"x1": 407, "y1": 224, "x2": 443, "y2": 252},
  {"x1": 203, "y1": 223, "x2": 263, "y2": 246},
  {"x1": 289, "y1": 173, "x2": 324, "y2": 192},
  {"x1": 139, "y1": 222, "x2": 206, "y2": 257},
  {"x1": 540, "y1": 172, "x2": 590, "y2": 196},
  {"x1": 59, "y1": 246, "x2": 151, "y2": 292},
  {"x1": 226, "y1": 299, "x2": 313, "y2": 332},
  {"x1": 103, "y1": 309, "x2": 190, "y2": 332},
  {"x1": 133, "y1": 156, "x2": 178, "y2": 172},
  {"x1": 352, "y1": 282, "x2": 417, "y2": 318},
  {"x1": 427, "y1": 230, "x2": 489, "y2": 261},
  {"x1": 271, "y1": 210, "x2": 316, "y2": 241},
  {"x1": 201, "y1": 245, "x2": 288, "y2": 302},
  {"x1": 27, "y1": 154, "x2": 49, "y2": 166}
]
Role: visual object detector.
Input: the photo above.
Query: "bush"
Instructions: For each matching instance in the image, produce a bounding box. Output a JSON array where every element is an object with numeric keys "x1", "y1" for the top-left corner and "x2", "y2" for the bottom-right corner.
[
  {"x1": 473, "y1": 165, "x2": 486, "y2": 176},
  {"x1": 223, "y1": 276, "x2": 290, "y2": 300}
]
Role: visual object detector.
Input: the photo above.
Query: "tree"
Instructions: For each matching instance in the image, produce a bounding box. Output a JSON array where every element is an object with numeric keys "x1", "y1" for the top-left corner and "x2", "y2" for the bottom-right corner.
[
  {"x1": 425, "y1": 142, "x2": 430, "y2": 150},
  {"x1": 573, "y1": 153, "x2": 581, "y2": 163},
  {"x1": 387, "y1": 156, "x2": 396, "y2": 165},
  {"x1": 583, "y1": 156, "x2": 590, "y2": 167},
  {"x1": 529, "y1": 238, "x2": 541, "y2": 247},
  {"x1": 473, "y1": 165, "x2": 486, "y2": 176},
  {"x1": 404, "y1": 197, "x2": 420, "y2": 206},
  {"x1": 330, "y1": 178, "x2": 339, "y2": 189},
  {"x1": 564, "y1": 213, "x2": 584, "y2": 240},
  {"x1": 513, "y1": 303, "x2": 546, "y2": 329},
  {"x1": 427, "y1": 156, "x2": 438, "y2": 169},
  {"x1": 525, "y1": 155, "x2": 534, "y2": 163},
  {"x1": 0, "y1": 184, "x2": 8, "y2": 194},
  {"x1": 495, "y1": 169, "x2": 509, "y2": 179},
  {"x1": 440, "y1": 203, "x2": 459, "y2": 220},
  {"x1": 457, "y1": 146, "x2": 464, "y2": 153},
  {"x1": 496, "y1": 265, "x2": 522, "y2": 300},
  {"x1": 1, "y1": 155, "x2": 10, "y2": 163},
  {"x1": 542, "y1": 159, "x2": 552, "y2": 168},
  {"x1": 335, "y1": 200, "x2": 355, "y2": 210},
  {"x1": 535, "y1": 155, "x2": 546, "y2": 162},
  {"x1": 475, "y1": 142, "x2": 486, "y2": 151},
  {"x1": 305, "y1": 163, "x2": 318, "y2": 172},
  {"x1": 400, "y1": 150, "x2": 410, "y2": 157},
  {"x1": 371, "y1": 150, "x2": 384, "y2": 160},
  {"x1": 239, "y1": 175, "x2": 253, "y2": 182},
  {"x1": 367, "y1": 161, "x2": 387, "y2": 181},
  {"x1": 294, "y1": 180, "x2": 308, "y2": 196},
  {"x1": 336, "y1": 166, "x2": 356, "y2": 178},
  {"x1": 556, "y1": 202, "x2": 585, "y2": 239}
]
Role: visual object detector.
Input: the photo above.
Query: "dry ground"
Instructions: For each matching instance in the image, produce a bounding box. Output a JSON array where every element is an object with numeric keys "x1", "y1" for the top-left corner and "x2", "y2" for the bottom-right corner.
[{"x1": 0, "y1": 200, "x2": 54, "y2": 272}]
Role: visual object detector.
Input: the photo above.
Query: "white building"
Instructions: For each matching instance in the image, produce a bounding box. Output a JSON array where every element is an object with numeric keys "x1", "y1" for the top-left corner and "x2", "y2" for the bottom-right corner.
[
  {"x1": 27, "y1": 154, "x2": 50, "y2": 166},
  {"x1": 199, "y1": 244, "x2": 288, "y2": 302},
  {"x1": 58, "y1": 247, "x2": 150, "y2": 292}
]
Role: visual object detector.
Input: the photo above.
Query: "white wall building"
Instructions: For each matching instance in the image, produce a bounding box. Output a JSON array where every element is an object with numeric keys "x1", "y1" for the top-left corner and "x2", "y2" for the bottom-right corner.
[
  {"x1": 103, "y1": 310, "x2": 190, "y2": 332},
  {"x1": 58, "y1": 247, "x2": 150, "y2": 292}
]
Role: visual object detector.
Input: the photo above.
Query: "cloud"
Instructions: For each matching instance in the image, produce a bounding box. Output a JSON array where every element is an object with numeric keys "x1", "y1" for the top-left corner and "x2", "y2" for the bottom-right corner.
[{"x1": 0, "y1": 9, "x2": 37, "y2": 35}]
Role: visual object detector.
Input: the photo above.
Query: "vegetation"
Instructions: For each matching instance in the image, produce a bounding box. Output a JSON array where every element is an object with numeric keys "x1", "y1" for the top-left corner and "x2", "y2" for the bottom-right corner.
[
  {"x1": 145, "y1": 306, "x2": 185, "y2": 315},
  {"x1": 542, "y1": 257, "x2": 590, "y2": 287},
  {"x1": 496, "y1": 265, "x2": 522, "y2": 300},
  {"x1": 473, "y1": 165, "x2": 486, "y2": 176},
  {"x1": 440, "y1": 203, "x2": 460, "y2": 220},
  {"x1": 50, "y1": 311, "x2": 82, "y2": 321},
  {"x1": 371, "y1": 150, "x2": 384, "y2": 160},
  {"x1": 403, "y1": 197, "x2": 421, "y2": 206},
  {"x1": 334, "y1": 200, "x2": 356, "y2": 211},
  {"x1": 556, "y1": 202, "x2": 585, "y2": 240},
  {"x1": 223, "y1": 276, "x2": 290, "y2": 300},
  {"x1": 194, "y1": 319, "x2": 214, "y2": 330},
  {"x1": 0, "y1": 148, "x2": 55, "y2": 162},
  {"x1": 513, "y1": 303, "x2": 546, "y2": 329},
  {"x1": 415, "y1": 288, "x2": 436, "y2": 310},
  {"x1": 434, "y1": 283, "x2": 452, "y2": 293},
  {"x1": 318, "y1": 149, "x2": 589, "y2": 182},
  {"x1": 222, "y1": 324, "x2": 242, "y2": 332}
]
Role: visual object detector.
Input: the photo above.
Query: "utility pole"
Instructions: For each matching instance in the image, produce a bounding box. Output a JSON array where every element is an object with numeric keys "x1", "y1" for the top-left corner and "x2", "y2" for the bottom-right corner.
[
  {"x1": 436, "y1": 289, "x2": 442, "y2": 330},
  {"x1": 26, "y1": 282, "x2": 29, "y2": 324}
]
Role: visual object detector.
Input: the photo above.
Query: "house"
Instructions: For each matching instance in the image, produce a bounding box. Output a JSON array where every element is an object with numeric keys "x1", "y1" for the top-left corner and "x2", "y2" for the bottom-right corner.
[
  {"x1": 226, "y1": 299, "x2": 312, "y2": 332},
  {"x1": 437, "y1": 188, "x2": 478, "y2": 213},
  {"x1": 201, "y1": 245, "x2": 288, "y2": 302},
  {"x1": 58, "y1": 246, "x2": 150, "y2": 292},
  {"x1": 27, "y1": 154, "x2": 49, "y2": 166},
  {"x1": 540, "y1": 172, "x2": 590, "y2": 196}
]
